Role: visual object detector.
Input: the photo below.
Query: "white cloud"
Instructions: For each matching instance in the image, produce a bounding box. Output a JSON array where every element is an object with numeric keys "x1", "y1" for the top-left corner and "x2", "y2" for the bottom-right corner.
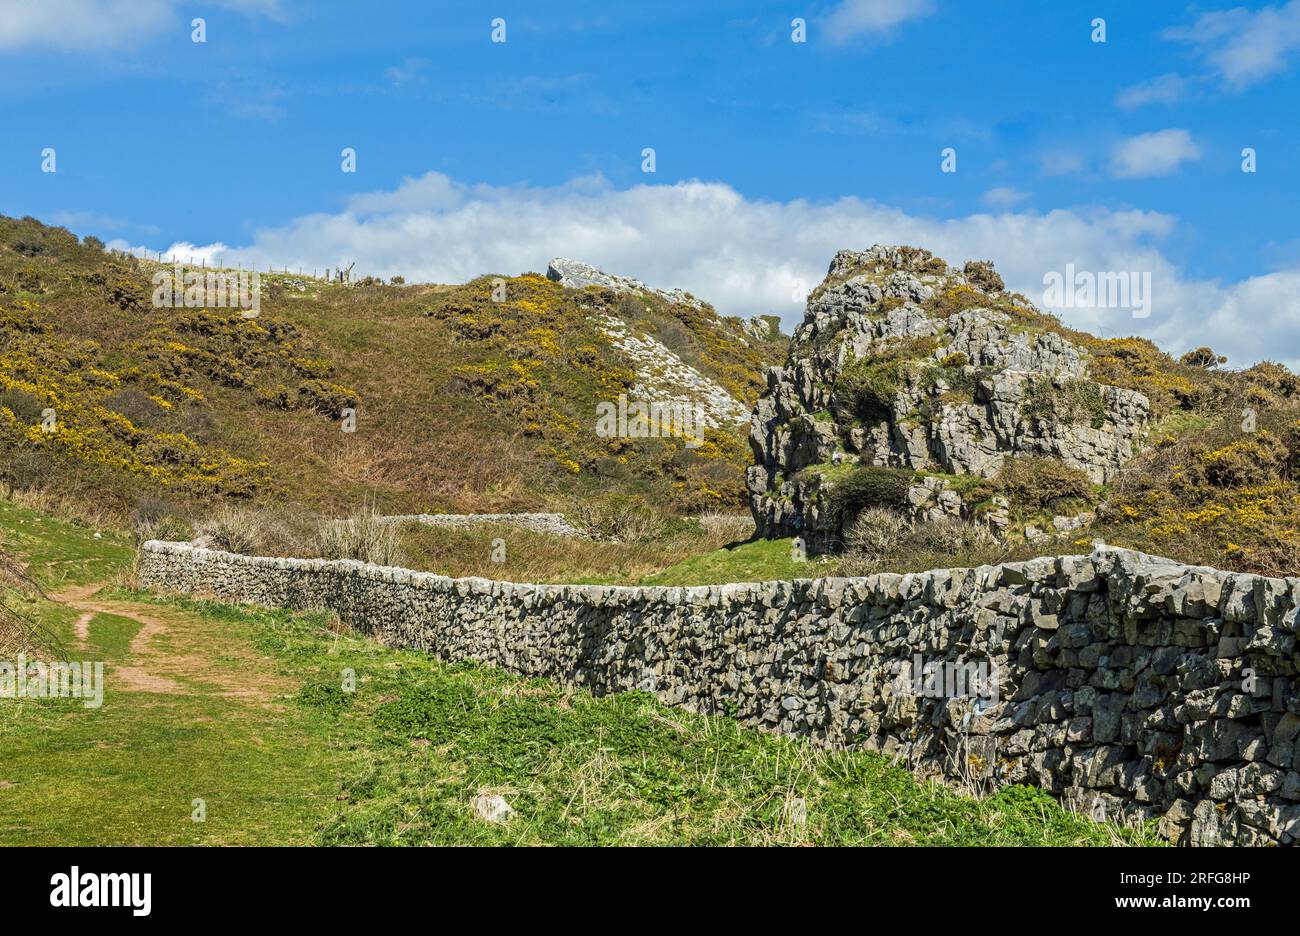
[
  {"x1": 0, "y1": 0, "x2": 280, "y2": 52},
  {"x1": 1110, "y1": 129, "x2": 1200, "y2": 179},
  {"x1": 112, "y1": 172, "x2": 1300, "y2": 369},
  {"x1": 383, "y1": 57, "x2": 431, "y2": 87},
  {"x1": 981, "y1": 187, "x2": 1029, "y2": 209},
  {"x1": 1115, "y1": 72, "x2": 1186, "y2": 109},
  {"x1": 1165, "y1": 0, "x2": 1300, "y2": 89},
  {"x1": 1038, "y1": 149, "x2": 1087, "y2": 177},
  {"x1": 0, "y1": 0, "x2": 173, "y2": 50},
  {"x1": 823, "y1": 0, "x2": 935, "y2": 42}
]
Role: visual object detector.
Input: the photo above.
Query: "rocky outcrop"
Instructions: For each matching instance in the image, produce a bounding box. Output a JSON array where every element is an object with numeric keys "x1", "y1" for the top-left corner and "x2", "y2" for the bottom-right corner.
[
  {"x1": 546, "y1": 258, "x2": 751, "y2": 427},
  {"x1": 139, "y1": 540, "x2": 1300, "y2": 846},
  {"x1": 597, "y1": 313, "x2": 749, "y2": 427},
  {"x1": 748, "y1": 245, "x2": 1150, "y2": 550},
  {"x1": 546, "y1": 257, "x2": 705, "y2": 310}
]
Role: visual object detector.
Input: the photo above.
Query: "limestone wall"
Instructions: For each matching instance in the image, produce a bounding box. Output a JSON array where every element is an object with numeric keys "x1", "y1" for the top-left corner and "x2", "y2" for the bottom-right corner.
[
  {"x1": 137, "y1": 540, "x2": 1300, "y2": 846},
  {"x1": 380, "y1": 512, "x2": 587, "y2": 537}
]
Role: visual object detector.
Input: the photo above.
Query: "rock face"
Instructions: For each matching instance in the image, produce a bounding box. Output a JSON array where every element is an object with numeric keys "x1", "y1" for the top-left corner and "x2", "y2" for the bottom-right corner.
[
  {"x1": 597, "y1": 312, "x2": 749, "y2": 427},
  {"x1": 748, "y1": 245, "x2": 1150, "y2": 550},
  {"x1": 140, "y1": 539, "x2": 1300, "y2": 846},
  {"x1": 546, "y1": 257, "x2": 705, "y2": 310},
  {"x1": 546, "y1": 257, "x2": 751, "y2": 427}
]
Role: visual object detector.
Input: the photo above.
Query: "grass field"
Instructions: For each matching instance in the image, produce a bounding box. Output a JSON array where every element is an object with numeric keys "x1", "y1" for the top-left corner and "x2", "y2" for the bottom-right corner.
[{"x1": 0, "y1": 496, "x2": 1163, "y2": 846}]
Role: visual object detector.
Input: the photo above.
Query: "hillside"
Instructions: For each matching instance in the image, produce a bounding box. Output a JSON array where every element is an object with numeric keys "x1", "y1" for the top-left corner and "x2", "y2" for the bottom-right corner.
[
  {"x1": 6, "y1": 214, "x2": 1298, "y2": 581},
  {"x1": 0, "y1": 215, "x2": 786, "y2": 528}
]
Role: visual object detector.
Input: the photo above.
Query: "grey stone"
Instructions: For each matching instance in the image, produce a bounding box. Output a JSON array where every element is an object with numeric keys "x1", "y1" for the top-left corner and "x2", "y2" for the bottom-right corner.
[{"x1": 746, "y1": 246, "x2": 1149, "y2": 551}]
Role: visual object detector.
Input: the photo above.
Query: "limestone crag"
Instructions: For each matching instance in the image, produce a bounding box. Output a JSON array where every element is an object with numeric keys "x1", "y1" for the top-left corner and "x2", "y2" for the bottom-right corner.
[
  {"x1": 547, "y1": 257, "x2": 705, "y2": 310},
  {"x1": 546, "y1": 258, "x2": 750, "y2": 427},
  {"x1": 748, "y1": 245, "x2": 1150, "y2": 549},
  {"x1": 598, "y1": 313, "x2": 749, "y2": 427}
]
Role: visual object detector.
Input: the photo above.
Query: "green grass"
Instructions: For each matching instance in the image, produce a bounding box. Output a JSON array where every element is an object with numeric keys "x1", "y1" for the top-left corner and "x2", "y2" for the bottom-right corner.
[
  {"x1": 0, "y1": 494, "x2": 1162, "y2": 846},
  {"x1": 640, "y1": 537, "x2": 833, "y2": 585},
  {"x1": 115, "y1": 592, "x2": 1160, "y2": 847},
  {"x1": 0, "y1": 496, "x2": 131, "y2": 588},
  {"x1": 0, "y1": 603, "x2": 338, "y2": 845}
]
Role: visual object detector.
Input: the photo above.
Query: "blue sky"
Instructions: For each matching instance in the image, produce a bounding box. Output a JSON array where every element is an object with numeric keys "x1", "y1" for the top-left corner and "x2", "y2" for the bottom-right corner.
[{"x1": 3, "y1": 0, "x2": 1300, "y2": 364}]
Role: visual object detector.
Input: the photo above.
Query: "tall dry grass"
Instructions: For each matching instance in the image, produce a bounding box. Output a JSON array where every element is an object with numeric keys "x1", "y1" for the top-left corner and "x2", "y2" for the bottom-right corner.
[
  {"x1": 314, "y1": 512, "x2": 405, "y2": 566},
  {"x1": 0, "y1": 542, "x2": 61, "y2": 658}
]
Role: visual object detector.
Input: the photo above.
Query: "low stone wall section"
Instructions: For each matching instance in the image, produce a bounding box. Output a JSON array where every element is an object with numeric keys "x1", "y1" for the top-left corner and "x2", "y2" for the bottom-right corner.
[{"x1": 137, "y1": 540, "x2": 1300, "y2": 846}]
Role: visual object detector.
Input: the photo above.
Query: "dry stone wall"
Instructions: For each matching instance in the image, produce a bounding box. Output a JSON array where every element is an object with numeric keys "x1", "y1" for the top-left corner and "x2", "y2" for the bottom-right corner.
[
  {"x1": 380, "y1": 513, "x2": 588, "y2": 537},
  {"x1": 138, "y1": 540, "x2": 1300, "y2": 846}
]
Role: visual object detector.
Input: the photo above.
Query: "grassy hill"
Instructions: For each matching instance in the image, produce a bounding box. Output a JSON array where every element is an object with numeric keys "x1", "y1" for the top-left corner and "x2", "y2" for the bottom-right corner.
[{"x1": 0, "y1": 215, "x2": 786, "y2": 533}]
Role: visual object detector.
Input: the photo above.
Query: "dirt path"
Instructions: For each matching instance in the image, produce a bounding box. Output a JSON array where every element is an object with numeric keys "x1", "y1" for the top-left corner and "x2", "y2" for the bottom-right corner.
[
  {"x1": 51, "y1": 584, "x2": 291, "y2": 704},
  {"x1": 72, "y1": 613, "x2": 94, "y2": 647}
]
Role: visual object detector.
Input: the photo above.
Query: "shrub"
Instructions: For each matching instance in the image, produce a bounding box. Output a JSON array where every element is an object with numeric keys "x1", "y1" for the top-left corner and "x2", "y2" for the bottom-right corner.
[
  {"x1": 0, "y1": 449, "x2": 54, "y2": 491},
  {"x1": 994, "y1": 456, "x2": 1093, "y2": 509},
  {"x1": 134, "y1": 513, "x2": 192, "y2": 545},
  {"x1": 131, "y1": 496, "x2": 192, "y2": 544},
  {"x1": 195, "y1": 504, "x2": 287, "y2": 555},
  {"x1": 104, "y1": 387, "x2": 166, "y2": 427},
  {"x1": 696, "y1": 511, "x2": 755, "y2": 544},
  {"x1": 828, "y1": 466, "x2": 914, "y2": 530},
  {"x1": 297, "y1": 378, "x2": 357, "y2": 417},
  {"x1": 0, "y1": 542, "x2": 57, "y2": 657},
  {"x1": 924, "y1": 286, "x2": 987, "y2": 318},
  {"x1": 107, "y1": 276, "x2": 146, "y2": 312},
  {"x1": 838, "y1": 514, "x2": 999, "y2": 574},
  {"x1": 314, "y1": 512, "x2": 404, "y2": 566},
  {"x1": 963, "y1": 260, "x2": 1004, "y2": 294},
  {"x1": 1021, "y1": 377, "x2": 1106, "y2": 429},
  {"x1": 1243, "y1": 361, "x2": 1300, "y2": 398},
  {"x1": 0, "y1": 387, "x2": 46, "y2": 424},
  {"x1": 571, "y1": 494, "x2": 667, "y2": 543},
  {"x1": 1177, "y1": 432, "x2": 1290, "y2": 491},
  {"x1": 906, "y1": 516, "x2": 995, "y2": 554},
  {"x1": 1179, "y1": 347, "x2": 1227, "y2": 369},
  {"x1": 836, "y1": 358, "x2": 904, "y2": 421},
  {"x1": 835, "y1": 336, "x2": 939, "y2": 422},
  {"x1": 842, "y1": 507, "x2": 910, "y2": 560}
]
